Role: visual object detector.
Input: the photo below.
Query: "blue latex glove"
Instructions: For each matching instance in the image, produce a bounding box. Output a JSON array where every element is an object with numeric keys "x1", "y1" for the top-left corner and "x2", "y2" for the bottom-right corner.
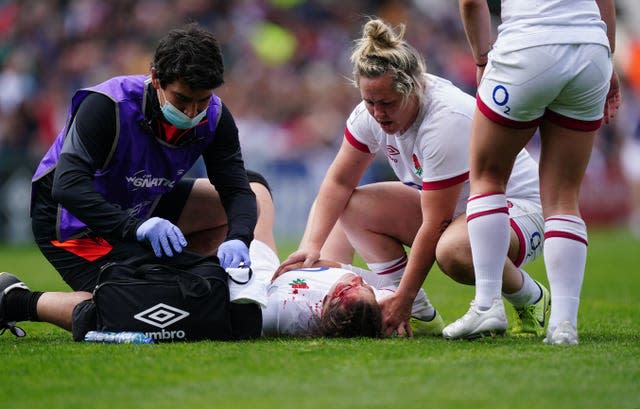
[
  {"x1": 136, "y1": 217, "x2": 187, "y2": 257},
  {"x1": 217, "y1": 239, "x2": 251, "y2": 269}
]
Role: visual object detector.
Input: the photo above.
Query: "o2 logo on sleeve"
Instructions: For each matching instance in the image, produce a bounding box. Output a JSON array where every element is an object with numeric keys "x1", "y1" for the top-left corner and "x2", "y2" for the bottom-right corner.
[{"x1": 492, "y1": 85, "x2": 511, "y2": 115}]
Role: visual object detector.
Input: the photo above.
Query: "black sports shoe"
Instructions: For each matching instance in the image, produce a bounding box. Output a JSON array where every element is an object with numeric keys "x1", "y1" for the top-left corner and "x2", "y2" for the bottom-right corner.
[{"x1": 0, "y1": 272, "x2": 29, "y2": 337}]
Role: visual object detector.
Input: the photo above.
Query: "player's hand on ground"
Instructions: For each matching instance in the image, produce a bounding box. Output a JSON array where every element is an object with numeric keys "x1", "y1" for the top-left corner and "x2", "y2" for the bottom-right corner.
[
  {"x1": 379, "y1": 293, "x2": 414, "y2": 337},
  {"x1": 136, "y1": 217, "x2": 187, "y2": 258},
  {"x1": 393, "y1": 320, "x2": 413, "y2": 338}
]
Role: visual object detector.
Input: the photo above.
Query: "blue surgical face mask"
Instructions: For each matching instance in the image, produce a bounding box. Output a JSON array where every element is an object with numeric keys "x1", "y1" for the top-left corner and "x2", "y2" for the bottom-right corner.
[{"x1": 159, "y1": 88, "x2": 208, "y2": 129}]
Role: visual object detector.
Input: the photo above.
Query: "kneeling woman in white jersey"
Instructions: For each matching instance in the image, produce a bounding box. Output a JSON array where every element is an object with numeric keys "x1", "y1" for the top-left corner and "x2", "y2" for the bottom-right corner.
[{"x1": 277, "y1": 18, "x2": 548, "y2": 339}]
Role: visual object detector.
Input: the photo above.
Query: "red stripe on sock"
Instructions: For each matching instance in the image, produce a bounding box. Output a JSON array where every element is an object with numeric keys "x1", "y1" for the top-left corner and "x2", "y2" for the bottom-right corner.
[
  {"x1": 545, "y1": 216, "x2": 584, "y2": 225},
  {"x1": 544, "y1": 231, "x2": 588, "y2": 246},
  {"x1": 466, "y1": 207, "x2": 509, "y2": 222},
  {"x1": 376, "y1": 256, "x2": 408, "y2": 276}
]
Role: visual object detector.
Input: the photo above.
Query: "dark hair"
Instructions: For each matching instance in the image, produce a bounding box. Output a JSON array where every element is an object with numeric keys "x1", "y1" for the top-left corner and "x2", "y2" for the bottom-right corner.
[
  {"x1": 152, "y1": 22, "x2": 224, "y2": 90},
  {"x1": 318, "y1": 298, "x2": 383, "y2": 338}
]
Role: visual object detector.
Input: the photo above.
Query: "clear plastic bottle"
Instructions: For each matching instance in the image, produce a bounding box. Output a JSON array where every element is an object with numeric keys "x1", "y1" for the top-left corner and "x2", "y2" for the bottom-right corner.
[{"x1": 84, "y1": 330, "x2": 154, "y2": 344}]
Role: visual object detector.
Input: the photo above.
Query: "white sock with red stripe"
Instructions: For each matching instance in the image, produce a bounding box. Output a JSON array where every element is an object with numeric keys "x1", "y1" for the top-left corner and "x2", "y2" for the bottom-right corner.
[
  {"x1": 467, "y1": 193, "x2": 510, "y2": 309},
  {"x1": 544, "y1": 215, "x2": 588, "y2": 330},
  {"x1": 366, "y1": 255, "x2": 407, "y2": 287},
  {"x1": 411, "y1": 289, "x2": 436, "y2": 320},
  {"x1": 363, "y1": 256, "x2": 435, "y2": 319},
  {"x1": 502, "y1": 269, "x2": 542, "y2": 308}
]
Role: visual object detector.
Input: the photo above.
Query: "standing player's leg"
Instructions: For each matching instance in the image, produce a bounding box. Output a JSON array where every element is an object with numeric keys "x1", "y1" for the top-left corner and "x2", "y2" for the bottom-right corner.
[
  {"x1": 538, "y1": 121, "x2": 596, "y2": 345},
  {"x1": 442, "y1": 112, "x2": 535, "y2": 339},
  {"x1": 538, "y1": 42, "x2": 611, "y2": 345}
]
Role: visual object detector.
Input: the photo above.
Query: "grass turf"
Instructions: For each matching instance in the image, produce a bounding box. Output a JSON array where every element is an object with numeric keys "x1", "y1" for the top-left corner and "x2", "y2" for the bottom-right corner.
[{"x1": 0, "y1": 227, "x2": 638, "y2": 409}]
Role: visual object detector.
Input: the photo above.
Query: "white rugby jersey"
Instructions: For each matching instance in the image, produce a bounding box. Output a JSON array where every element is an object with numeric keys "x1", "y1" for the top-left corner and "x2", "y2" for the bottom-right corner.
[
  {"x1": 495, "y1": 0, "x2": 610, "y2": 53},
  {"x1": 261, "y1": 267, "x2": 393, "y2": 337},
  {"x1": 345, "y1": 74, "x2": 540, "y2": 217}
]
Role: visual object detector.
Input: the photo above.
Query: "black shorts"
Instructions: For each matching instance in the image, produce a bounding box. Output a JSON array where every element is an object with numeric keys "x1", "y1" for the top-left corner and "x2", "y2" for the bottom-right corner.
[
  {"x1": 35, "y1": 171, "x2": 270, "y2": 291},
  {"x1": 35, "y1": 178, "x2": 196, "y2": 291}
]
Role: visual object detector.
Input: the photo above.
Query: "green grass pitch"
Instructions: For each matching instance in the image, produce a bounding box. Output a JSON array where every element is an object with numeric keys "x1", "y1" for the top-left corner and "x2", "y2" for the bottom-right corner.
[{"x1": 0, "y1": 227, "x2": 638, "y2": 409}]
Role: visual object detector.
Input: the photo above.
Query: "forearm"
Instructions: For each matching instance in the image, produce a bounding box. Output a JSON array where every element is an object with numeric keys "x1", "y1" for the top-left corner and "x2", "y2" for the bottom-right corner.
[
  {"x1": 219, "y1": 188, "x2": 257, "y2": 246},
  {"x1": 394, "y1": 225, "x2": 439, "y2": 300},
  {"x1": 458, "y1": 0, "x2": 493, "y2": 65},
  {"x1": 300, "y1": 186, "x2": 350, "y2": 252},
  {"x1": 302, "y1": 141, "x2": 372, "y2": 252},
  {"x1": 52, "y1": 154, "x2": 141, "y2": 240},
  {"x1": 212, "y1": 163, "x2": 257, "y2": 246},
  {"x1": 203, "y1": 114, "x2": 257, "y2": 245},
  {"x1": 596, "y1": 0, "x2": 616, "y2": 53}
]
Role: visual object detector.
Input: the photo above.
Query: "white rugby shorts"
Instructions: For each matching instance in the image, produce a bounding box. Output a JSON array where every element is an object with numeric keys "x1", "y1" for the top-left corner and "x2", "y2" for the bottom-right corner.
[
  {"x1": 507, "y1": 197, "x2": 544, "y2": 268},
  {"x1": 478, "y1": 43, "x2": 612, "y2": 130}
]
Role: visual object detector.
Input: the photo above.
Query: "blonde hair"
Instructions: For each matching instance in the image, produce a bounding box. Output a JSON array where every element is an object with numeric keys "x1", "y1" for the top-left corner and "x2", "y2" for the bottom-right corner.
[{"x1": 350, "y1": 18, "x2": 426, "y2": 103}]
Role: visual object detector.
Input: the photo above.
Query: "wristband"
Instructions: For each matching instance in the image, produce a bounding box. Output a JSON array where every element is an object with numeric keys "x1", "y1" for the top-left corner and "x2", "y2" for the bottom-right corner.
[{"x1": 476, "y1": 62, "x2": 487, "y2": 67}]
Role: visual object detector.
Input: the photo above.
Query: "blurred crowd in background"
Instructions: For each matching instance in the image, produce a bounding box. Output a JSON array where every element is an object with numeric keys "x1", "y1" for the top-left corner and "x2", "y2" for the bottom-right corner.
[{"x1": 1, "y1": 0, "x2": 640, "y2": 242}]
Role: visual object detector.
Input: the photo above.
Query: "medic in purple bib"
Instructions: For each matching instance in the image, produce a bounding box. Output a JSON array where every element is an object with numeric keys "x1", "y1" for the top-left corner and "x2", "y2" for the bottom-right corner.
[{"x1": 30, "y1": 23, "x2": 257, "y2": 292}]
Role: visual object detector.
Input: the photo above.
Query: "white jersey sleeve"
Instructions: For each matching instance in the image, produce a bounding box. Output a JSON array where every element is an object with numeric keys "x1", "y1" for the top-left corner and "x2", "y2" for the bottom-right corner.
[{"x1": 344, "y1": 102, "x2": 384, "y2": 154}]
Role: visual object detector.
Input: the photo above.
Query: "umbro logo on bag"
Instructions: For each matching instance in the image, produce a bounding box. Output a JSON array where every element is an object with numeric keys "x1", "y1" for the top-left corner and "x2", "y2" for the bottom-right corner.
[
  {"x1": 134, "y1": 303, "x2": 190, "y2": 328},
  {"x1": 134, "y1": 303, "x2": 190, "y2": 341}
]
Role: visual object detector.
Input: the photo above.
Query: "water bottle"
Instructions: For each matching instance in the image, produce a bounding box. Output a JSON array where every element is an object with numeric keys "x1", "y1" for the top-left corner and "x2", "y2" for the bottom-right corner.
[{"x1": 84, "y1": 330, "x2": 154, "y2": 344}]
